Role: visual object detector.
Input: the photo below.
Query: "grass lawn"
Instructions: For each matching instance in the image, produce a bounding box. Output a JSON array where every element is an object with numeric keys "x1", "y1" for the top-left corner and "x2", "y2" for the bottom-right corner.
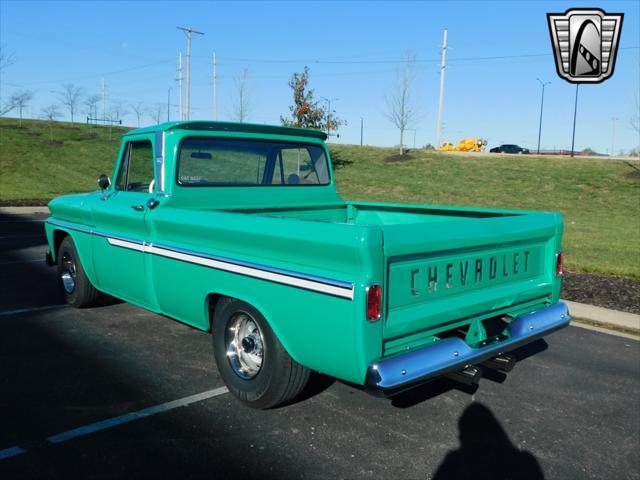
[
  {"x1": 0, "y1": 118, "x2": 129, "y2": 202},
  {"x1": 1, "y1": 118, "x2": 638, "y2": 278}
]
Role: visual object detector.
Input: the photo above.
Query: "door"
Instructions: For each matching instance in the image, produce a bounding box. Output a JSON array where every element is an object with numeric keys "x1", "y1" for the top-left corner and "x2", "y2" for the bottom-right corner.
[{"x1": 92, "y1": 137, "x2": 155, "y2": 306}]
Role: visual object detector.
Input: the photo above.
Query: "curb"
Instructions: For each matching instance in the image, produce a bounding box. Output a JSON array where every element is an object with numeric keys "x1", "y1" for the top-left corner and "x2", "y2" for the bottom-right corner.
[
  {"x1": 0, "y1": 206, "x2": 49, "y2": 214},
  {"x1": 563, "y1": 299, "x2": 640, "y2": 336}
]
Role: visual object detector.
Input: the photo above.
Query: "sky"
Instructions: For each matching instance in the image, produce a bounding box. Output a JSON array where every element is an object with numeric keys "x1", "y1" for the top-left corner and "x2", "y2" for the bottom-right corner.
[{"x1": 1, "y1": 0, "x2": 639, "y2": 153}]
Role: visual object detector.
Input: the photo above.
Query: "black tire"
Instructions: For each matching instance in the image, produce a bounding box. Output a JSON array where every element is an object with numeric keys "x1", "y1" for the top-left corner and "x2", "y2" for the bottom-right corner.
[
  {"x1": 57, "y1": 236, "x2": 101, "y2": 308},
  {"x1": 212, "y1": 298, "x2": 310, "y2": 409}
]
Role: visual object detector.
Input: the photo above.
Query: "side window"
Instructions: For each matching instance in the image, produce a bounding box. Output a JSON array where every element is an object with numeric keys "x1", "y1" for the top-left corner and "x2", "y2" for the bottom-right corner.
[{"x1": 116, "y1": 140, "x2": 155, "y2": 192}]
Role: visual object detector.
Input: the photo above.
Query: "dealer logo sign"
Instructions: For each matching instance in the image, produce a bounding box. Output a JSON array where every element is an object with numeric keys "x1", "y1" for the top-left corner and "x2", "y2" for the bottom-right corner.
[{"x1": 547, "y1": 8, "x2": 623, "y2": 84}]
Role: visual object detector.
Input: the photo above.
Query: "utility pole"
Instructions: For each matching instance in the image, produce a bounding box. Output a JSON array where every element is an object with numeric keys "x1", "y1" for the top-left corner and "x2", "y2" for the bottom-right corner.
[
  {"x1": 611, "y1": 117, "x2": 618, "y2": 157},
  {"x1": 435, "y1": 27, "x2": 448, "y2": 149},
  {"x1": 101, "y1": 76, "x2": 107, "y2": 124},
  {"x1": 212, "y1": 50, "x2": 218, "y2": 120},
  {"x1": 536, "y1": 78, "x2": 550, "y2": 154},
  {"x1": 177, "y1": 26, "x2": 204, "y2": 120},
  {"x1": 570, "y1": 84, "x2": 579, "y2": 157},
  {"x1": 177, "y1": 51, "x2": 183, "y2": 120},
  {"x1": 360, "y1": 117, "x2": 364, "y2": 146}
]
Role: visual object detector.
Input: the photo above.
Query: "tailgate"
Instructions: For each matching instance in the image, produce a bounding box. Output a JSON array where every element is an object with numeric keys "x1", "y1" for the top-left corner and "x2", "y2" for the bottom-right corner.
[{"x1": 382, "y1": 212, "x2": 562, "y2": 342}]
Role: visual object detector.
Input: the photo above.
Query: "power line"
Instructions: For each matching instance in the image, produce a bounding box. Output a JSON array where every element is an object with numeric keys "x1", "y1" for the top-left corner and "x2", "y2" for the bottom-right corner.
[
  {"x1": 194, "y1": 46, "x2": 638, "y2": 65},
  {"x1": 10, "y1": 59, "x2": 174, "y2": 86}
]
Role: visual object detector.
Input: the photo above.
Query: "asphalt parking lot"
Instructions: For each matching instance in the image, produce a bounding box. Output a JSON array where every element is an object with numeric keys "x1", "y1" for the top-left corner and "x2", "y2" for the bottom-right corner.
[{"x1": 1, "y1": 211, "x2": 639, "y2": 480}]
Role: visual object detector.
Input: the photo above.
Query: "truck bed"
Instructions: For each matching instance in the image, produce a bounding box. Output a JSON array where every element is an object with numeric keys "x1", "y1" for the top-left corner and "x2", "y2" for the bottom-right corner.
[
  {"x1": 231, "y1": 201, "x2": 562, "y2": 348},
  {"x1": 237, "y1": 202, "x2": 520, "y2": 225}
]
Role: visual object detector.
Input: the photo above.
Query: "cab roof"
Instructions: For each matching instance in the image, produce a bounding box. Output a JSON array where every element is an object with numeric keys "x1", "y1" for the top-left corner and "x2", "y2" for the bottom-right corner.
[{"x1": 125, "y1": 120, "x2": 328, "y2": 140}]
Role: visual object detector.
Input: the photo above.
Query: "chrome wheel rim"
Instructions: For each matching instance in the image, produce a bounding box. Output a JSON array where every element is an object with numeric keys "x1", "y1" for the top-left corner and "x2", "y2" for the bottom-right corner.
[
  {"x1": 60, "y1": 252, "x2": 76, "y2": 294},
  {"x1": 225, "y1": 312, "x2": 264, "y2": 380}
]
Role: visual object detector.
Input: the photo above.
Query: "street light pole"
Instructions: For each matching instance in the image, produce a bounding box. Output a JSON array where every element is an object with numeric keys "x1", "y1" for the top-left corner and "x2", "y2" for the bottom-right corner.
[
  {"x1": 360, "y1": 117, "x2": 363, "y2": 146},
  {"x1": 536, "y1": 78, "x2": 550, "y2": 154},
  {"x1": 167, "y1": 87, "x2": 172, "y2": 122},
  {"x1": 435, "y1": 27, "x2": 448, "y2": 149},
  {"x1": 611, "y1": 117, "x2": 618, "y2": 157},
  {"x1": 570, "y1": 84, "x2": 579, "y2": 157},
  {"x1": 320, "y1": 96, "x2": 338, "y2": 137}
]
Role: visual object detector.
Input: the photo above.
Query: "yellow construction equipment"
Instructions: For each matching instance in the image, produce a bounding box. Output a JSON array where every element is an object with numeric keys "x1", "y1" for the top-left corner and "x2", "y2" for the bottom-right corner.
[{"x1": 438, "y1": 138, "x2": 488, "y2": 152}]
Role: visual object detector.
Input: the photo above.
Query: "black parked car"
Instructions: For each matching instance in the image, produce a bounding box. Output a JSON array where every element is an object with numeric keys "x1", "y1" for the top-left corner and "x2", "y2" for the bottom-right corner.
[{"x1": 490, "y1": 144, "x2": 530, "y2": 154}]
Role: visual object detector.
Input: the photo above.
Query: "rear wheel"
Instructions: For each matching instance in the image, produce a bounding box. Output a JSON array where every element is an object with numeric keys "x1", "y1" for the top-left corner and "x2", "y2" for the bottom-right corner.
[
  {"x1": 212, "y1": 298, "x2": 310, "y2": 409},
  {"x1": 57, "y1": 236, "x2": 101, "y2": 308}
]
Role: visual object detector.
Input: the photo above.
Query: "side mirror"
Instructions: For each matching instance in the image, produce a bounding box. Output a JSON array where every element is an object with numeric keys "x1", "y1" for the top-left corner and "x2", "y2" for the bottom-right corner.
[{"x1": 98, "y1": 174, "x2": 110, "y2": 191}]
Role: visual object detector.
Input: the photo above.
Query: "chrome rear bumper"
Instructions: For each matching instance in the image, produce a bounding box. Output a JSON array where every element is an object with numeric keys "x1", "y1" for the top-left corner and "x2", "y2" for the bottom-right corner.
[{"x1": 364, "y1": 301, "x2": 570, "y2": 397}]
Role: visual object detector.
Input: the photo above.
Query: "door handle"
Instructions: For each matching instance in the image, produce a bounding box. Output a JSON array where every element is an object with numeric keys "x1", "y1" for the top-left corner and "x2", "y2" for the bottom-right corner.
[
  {"x1": 146, "y1": 198, "x2": 160, "y2": 210},
  {"x1": 131, "y1": 205, "x2": 145, "y2": 212}
]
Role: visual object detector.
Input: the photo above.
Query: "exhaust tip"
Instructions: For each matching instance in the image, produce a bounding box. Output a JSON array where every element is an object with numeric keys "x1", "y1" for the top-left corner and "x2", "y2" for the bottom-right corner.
[
  {"x1": 445, "y1": 365, "x2": 482, "y2": 386},
  {"x1": 482, "y1": 354, "x2": 516, "y2": 373}
]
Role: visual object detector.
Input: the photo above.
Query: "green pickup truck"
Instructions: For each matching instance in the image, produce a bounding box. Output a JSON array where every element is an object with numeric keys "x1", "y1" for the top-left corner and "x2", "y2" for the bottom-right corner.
[{"x1": 45, "y1": 121, "x2": 570, "y2": 408}]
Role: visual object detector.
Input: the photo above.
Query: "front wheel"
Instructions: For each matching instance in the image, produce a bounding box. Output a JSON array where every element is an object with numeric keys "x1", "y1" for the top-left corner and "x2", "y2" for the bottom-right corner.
[
  {"x1": 57, "y1": 236, "x2": 102, "y2": 308},
  {"x1": 212, "y1": 298, "x2": 310, "y2": 409}
]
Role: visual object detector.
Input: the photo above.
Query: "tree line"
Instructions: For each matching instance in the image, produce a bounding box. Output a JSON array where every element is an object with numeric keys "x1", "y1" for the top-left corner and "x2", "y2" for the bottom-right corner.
[{"x1": 1, "y1": 44, "x2": 421, "y2": 151}]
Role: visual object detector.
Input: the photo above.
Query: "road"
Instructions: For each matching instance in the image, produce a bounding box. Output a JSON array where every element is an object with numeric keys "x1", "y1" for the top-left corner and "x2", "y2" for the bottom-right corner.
[{"x1": 1, "y1": 211, "x2": 638, "y2": 480}]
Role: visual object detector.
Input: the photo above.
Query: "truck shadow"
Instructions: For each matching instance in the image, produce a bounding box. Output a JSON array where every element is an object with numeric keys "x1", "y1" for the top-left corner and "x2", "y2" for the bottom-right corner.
[
  {"x1": 432, "y1": 402, "x2": 545, "y2": 480},
  {"x1": 0, "y1": 210, "x2": 122, "y2": 311}
]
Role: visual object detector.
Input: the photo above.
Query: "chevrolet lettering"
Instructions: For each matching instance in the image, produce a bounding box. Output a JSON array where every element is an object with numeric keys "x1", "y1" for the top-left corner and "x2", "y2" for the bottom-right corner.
[{"x1": 44, "y1": 121, "x2": 570, "y2": 408}]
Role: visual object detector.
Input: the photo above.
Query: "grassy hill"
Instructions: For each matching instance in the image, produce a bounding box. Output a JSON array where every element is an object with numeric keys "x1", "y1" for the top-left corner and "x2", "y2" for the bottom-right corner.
[{"x1": 1, "y1": 117, "x2": 638, "y2": 278}]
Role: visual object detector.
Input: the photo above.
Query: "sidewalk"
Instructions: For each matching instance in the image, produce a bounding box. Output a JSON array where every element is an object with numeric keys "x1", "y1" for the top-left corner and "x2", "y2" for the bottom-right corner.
[
  {"x1": 0, "y1": 206, "x2": 49, "y2": 214},
  {"x1": 564, "y1": 299, "x2": 640, "y2": 339}
]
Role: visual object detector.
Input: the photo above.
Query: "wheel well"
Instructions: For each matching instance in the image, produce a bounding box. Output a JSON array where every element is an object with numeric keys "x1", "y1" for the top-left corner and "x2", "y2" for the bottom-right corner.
[
  {"x1": 53, "y1": 230, "x2": 69, "y2": 260},
  {"x1": 207, "y1": 293, "x2": 223, "y2": 332}
]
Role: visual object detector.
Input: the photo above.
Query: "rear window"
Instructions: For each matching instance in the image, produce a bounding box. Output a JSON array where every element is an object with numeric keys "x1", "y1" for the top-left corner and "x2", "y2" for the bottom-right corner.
[{"x1": 177, "y1": 138, "x2": 331, "y2": 186}]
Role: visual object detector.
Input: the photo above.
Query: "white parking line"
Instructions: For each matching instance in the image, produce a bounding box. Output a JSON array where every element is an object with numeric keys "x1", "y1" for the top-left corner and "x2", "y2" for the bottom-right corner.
[
  {"x1": 0, "y1": 386, "x2": 229, "y2": 460},
  {"x1": 0, "y1": 305, "x2": 66, "y2": 317}
]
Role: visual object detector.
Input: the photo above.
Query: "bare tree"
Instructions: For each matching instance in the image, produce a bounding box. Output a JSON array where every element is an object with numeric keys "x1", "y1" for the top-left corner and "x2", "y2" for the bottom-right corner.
[
  {"x1": 130, "y1": 102, "x2": 147, "y2": 127},
  {"x1": 84, "y1": 94, "x2": 101, "y2": 121},
  {"x1": 11, "y1": 90, "x2": 34, "y2": 127},
  {"x1": 0, "y1": 45, "x2": 16, "y2": 74},
  {"x1": 58, "y1": 83, "x2": 84, "y2": 123},
  {"x1": 631, "y1": 93, "x2": 639, "y2": 134},
  {"x1": 232, "y1": 68, "x2": 250, "y2": 123},
  {"x1": 0, "y1": 96, "x2": 16, "y2": 116},
  {"x1": 108, "y1": 100, "x2": 127, "y2": 123},
  {"x1": 41, "y1": 104, "x2": 60, "y2": 142},
  {"x1": 106, "y1": 101, "x2": 127, "y2": 140},
  {"x1": 149, "y1": 103, "x2": 164, "y2": 124},
  {"x1": 0, "y1": 45, "x2": 17, "y2": 116},
  {"x1": 385, "y1": 54, "x2": 419, "y2": 155}
]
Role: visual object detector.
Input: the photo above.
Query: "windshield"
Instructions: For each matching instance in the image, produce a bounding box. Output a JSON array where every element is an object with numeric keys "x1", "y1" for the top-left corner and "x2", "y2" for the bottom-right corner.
[{"x1": 177, "y1": 138, "x2": 331, "y2": 187}]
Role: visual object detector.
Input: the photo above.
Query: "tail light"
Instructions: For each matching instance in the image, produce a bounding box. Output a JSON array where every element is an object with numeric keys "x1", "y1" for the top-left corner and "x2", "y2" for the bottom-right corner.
[
  {"x1": 556, "y1": 252, "x2": 564, "y2": 276},
  {"x1": 366, "y1": 284, "x2": 382, "y2": 321}
]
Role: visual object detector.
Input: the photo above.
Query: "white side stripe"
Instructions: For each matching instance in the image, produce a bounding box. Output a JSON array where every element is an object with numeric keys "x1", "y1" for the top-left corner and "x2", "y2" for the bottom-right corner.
[
  {"x1": 107, "y1": 237, "x2": 146, "y2": 252},
  {"x1": 106, "y1": 237, "x2": 354, "y2": 300},
  {"x1": 147, "y1": 245, "x2": 354, "y2": 299}
]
